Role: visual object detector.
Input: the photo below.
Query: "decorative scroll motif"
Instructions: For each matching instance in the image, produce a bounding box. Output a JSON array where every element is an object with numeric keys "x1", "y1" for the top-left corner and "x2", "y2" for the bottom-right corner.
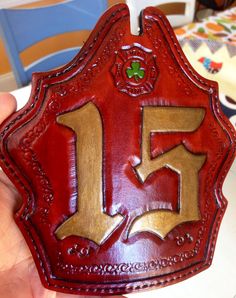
[
  {"x1": 76, "y1": 28, "x2": 125, "y2": 92},
  {"x1": 56, "y1": 181, "x2": 212, "y2": 276},
  {"x1": 46, "y1": 28, "x2": 125, "y2": 99},
  {"x1": 175, "y1": 233, "x2": 194, "y2": 246},
  {"x1": 19, "y1": 98, "x2": 61, "y2": 223},
  {"x1": 57, "y1": 250, "x2": 197, "y2": 275},
  {"x1": 20, "y1": 120, "x2": 52, "y2": 223},
  {"x1": 145, "y1": 21, "x2": 192, "y2": 96},
  {"x1": 67, "y1": 243, "x2": 91, "y2": 258},
  {"x1": 111, "y1": 44, "x2": 158, "y2": 97}
]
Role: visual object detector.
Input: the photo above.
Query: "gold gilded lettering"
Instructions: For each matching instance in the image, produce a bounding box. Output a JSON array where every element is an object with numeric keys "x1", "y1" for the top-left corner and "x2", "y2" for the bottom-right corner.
[
  {"x1": 129, "y1": 107, "x2": 206, "y2": 239},
  {"x1": 55, "y1": 103, "x2": 123, "y2": 245}
]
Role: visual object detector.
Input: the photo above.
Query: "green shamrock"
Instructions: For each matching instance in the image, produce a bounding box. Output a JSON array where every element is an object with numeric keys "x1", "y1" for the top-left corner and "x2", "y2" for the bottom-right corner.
[{"x1": 126, "y1": 61, "x2": 145, "y2": 82}]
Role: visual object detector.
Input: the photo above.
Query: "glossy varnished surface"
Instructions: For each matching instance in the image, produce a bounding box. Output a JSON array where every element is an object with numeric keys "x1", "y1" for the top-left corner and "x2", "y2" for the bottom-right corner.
[{"x1": 0, "y1": 4, "x2": 235, "y2": 296}]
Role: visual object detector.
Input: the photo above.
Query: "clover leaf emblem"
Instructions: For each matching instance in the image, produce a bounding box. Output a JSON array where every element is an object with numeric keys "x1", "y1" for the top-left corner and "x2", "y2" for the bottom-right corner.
[{"x1": 126, "y1": 61, "x2": 145, "y2": 82}]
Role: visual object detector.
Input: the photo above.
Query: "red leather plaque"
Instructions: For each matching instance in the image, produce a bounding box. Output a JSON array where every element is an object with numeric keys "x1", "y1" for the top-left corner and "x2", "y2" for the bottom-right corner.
[{"x1": 0, "y1": 4, "x2": 235, "y2": 296}]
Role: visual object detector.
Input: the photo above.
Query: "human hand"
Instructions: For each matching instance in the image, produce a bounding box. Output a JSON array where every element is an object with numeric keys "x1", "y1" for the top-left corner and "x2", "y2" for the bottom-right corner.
[{"x1": 0, "y1": 92, "x2": 126, "y2": 298}]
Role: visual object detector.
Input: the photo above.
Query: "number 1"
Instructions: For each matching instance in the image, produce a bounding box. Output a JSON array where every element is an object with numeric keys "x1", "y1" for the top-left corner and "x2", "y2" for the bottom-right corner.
[{"x1": 55, "y1": 102, "x2": 123, "y2": 245}]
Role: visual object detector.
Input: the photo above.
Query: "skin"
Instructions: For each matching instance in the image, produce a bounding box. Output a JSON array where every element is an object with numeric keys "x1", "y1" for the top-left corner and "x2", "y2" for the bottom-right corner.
[{"x1": 0, "y1": 93, "x2": 126, "y2": 298}]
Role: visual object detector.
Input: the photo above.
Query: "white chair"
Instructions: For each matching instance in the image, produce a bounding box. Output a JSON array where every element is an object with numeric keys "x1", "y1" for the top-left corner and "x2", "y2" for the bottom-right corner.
[{"x1": 127, "y1": 0, "x2": 196, "y2": 35}]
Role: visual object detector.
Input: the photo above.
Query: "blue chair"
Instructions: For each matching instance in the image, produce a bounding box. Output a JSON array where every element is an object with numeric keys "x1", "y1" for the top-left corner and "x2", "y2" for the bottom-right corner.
[{"x1": 0, "y1": 0, "x2": 107, "y2": 87}]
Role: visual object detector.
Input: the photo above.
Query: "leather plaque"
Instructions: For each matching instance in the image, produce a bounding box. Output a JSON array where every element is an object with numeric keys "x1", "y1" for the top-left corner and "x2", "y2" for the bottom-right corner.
[{"x1": 0, "y1": 4, "x2": 235, "y2": 296}]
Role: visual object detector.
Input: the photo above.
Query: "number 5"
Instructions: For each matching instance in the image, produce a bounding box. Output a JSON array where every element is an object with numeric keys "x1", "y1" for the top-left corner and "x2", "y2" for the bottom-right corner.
[{"x1": 129, "y1": 107, "x2": 206, "y2": 239}]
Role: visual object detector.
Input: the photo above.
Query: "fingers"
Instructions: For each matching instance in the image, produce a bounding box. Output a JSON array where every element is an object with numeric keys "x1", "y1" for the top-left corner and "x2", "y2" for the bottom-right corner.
[{"x1": 0, "y1": 92, "x2": 17, "y2": 124}]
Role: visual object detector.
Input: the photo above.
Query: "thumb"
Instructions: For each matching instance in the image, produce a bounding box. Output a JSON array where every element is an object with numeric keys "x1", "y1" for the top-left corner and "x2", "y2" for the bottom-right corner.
[{"x1": 0, "y1": 92, "x2": 17, "y2": 124}]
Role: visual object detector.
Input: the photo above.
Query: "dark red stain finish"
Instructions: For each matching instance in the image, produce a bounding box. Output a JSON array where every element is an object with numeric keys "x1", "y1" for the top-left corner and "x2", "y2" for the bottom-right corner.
[{"x1": 0, "y1": 4, "x2": 235, "y2": 296}]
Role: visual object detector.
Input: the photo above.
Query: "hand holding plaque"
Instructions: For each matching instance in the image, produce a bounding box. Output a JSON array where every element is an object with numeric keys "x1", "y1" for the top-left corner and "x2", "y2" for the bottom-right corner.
[{"x1": 0, "y1": 4, "x2": 235, "y2": 296}]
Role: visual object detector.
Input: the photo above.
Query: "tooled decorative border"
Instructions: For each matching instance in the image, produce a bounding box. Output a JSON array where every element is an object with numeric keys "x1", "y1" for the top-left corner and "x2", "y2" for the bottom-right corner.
[
  {"x1": 0, "y1": 5, "x2": 235, "y2": 295},
  {"x1": 55, "y1": 122, "x2": 223, "y2": 276}
]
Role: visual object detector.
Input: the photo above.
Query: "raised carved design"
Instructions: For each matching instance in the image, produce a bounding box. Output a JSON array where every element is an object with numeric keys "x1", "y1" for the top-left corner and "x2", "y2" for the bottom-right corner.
[
  {"x1": 55, "y1": 103, "x2": 123, "y2": 244},
  {"x1": 12, "y1": 26, "x2": 125, "y2": 227},
  {"x1": 176, "y1": 233, "x2": 194, "y2": 246},
  {"x1": 20, "y1": 118, "x2": 53, "y2": 223},
  {"x1": 57, "y1": 247, "x2": 199, "y2": 275},
  {"x1": 111, "y1": 44, "x2": 158, "y2": 97},
  {"x1": 145, "y1": 21, "x2": 192, "y2": 96},
  {"x1": 0, "y1": 5, "x2": 234, "y2": 295},
  {"x1": 67, "y1": 244, "x2": 91, "y2": 258},
  {"x1": 55, "y1": 120, "x2": 225, "y2": 277},
  {"x1": 76, "y1": 28, "x2": 125, "y2": 92},
  {"x1": 19, "y1": 100, "x2": 61, "y2": 223},
  {"x1": 129, "y1": 107, "x2": 206, "y2": 239}
]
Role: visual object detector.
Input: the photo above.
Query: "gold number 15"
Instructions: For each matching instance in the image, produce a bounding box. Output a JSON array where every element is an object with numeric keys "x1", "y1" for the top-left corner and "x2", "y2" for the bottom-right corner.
[{"x1": 55, "y1": 103, "x2": 205, "y2": 245}]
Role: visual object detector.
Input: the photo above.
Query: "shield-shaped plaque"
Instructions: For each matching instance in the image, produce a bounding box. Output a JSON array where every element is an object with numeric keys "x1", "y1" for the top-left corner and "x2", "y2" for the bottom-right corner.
[{"x1": 0, "y1": 4, "x2": 235, "y2": 296}]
